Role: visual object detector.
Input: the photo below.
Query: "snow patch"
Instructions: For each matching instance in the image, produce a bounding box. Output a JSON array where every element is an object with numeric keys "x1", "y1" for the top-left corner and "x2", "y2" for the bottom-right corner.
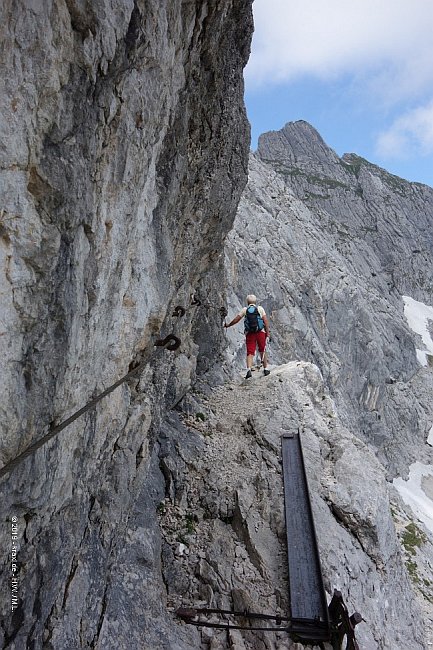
[
  {"x1": 428, "y1": 425, "x2": 433, "y2": 447},
  {"x1": 394, "y1": 462, "x2": 433, "y2": 536},
  {"x1": 402, "y1": 295, "x2": 433, "y2": 367}
]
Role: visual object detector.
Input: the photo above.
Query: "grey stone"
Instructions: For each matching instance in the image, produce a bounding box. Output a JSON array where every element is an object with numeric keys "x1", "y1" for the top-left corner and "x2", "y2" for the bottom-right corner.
[
  {"x1": 2, "y1": 5, "x2": 433, "y2": 647},
  {"x1": 226, "y1": 124, "x2": 433, "y2": 476},
  {"x1": 0, "y1": 1, "x2": 253, "y2": 648},
  {"x1": 222, "y1": 121, "x2": 433, "y2": 647}
]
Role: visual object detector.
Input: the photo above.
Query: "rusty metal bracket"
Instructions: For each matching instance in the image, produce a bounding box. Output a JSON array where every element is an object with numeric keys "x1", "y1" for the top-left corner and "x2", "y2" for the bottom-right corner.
[
  {"x1": 177, "y1": 607, "x2": 197, "y2": 621},
  {"x1": 176, "y1": 606, "x2": 291, "y2": 624},
  {"x1": 328, "y1": 590, "x2": 363, "y2": 650},
  {"x1": 154, "y1": 335, "x2": 181, "y2": 351},
  {"x1": 190, "y1": 295, "x2": 201, "y2": 306},
  {"x1": 176, "y1": 596, "x2": 362, "y2": 647},
  {"x1": 172, "y1": 306, "x2": 186, "y2": 317}
]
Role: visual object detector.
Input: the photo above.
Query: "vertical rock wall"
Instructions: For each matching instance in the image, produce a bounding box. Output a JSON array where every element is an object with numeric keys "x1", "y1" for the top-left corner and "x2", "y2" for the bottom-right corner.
[{"x1": 0, "y1": 2, "x2": 253, "y2": 648}]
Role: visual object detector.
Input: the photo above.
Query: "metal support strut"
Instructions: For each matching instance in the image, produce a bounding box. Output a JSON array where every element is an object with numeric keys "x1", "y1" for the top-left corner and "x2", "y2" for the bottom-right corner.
[
  {"x1": 328, "y1": 591, "x2": 363, "y2": 650},
  {"x1": 175, "y1": 431, "x2": 363, "y2": 649},
  {"x1": 175, "y1": 590, "x2": 362, "y2": 648}
]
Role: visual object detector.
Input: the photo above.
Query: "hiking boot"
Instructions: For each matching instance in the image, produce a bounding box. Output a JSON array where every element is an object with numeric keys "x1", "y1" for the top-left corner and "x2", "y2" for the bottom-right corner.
[
  {"x1": 245, "y1": 370, "x2": 252, "y2": 379},
  {"x1": 263, "y1": 369, "x2": 270, "y2": 377}
]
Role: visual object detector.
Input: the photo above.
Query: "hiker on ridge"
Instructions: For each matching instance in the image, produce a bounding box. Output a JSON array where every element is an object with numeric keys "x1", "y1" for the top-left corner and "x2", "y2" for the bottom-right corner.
[{"x1": 224, "y1": 294, "x2": 271, "y2": 379}]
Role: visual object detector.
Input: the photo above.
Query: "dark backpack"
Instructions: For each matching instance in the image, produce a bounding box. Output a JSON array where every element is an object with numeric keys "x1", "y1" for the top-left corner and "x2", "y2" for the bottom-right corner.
[{"x1": 244, "y1": 305, "x2": 264, "y2": 333}]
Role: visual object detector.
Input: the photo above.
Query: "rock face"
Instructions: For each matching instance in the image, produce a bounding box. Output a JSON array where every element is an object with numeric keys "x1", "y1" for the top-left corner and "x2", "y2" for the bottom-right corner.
[
  {"x1": 0, "y1": 2, "x2": 253, "y2": 648},
  {"x1": 226, "y1": 121, "x2": 433, "y2": 475},
  {"x1": 223, "y1": 121, "x2": 433, "y2": 646},
  {"x1": 158, "y1": 364, "x2": 426, "y2": 649},
  {"x1": 3, "y1": 9, "x2": 433, "y2": 648}
]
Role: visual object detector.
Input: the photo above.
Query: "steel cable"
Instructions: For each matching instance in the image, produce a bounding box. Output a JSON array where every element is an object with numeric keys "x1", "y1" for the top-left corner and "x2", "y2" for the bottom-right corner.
[{"x1": 0, "y1": 334, "x2": 181, "y2": 480}]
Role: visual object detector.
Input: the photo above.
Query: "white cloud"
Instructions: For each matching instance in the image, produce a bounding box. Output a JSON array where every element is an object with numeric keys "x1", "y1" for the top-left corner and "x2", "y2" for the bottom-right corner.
[
  {"x1": 247, "y1": 0, "x2": 433, "y2": 102},
  {"x1": 376, "y1": 100, "x2": 433, "y2": 158}
]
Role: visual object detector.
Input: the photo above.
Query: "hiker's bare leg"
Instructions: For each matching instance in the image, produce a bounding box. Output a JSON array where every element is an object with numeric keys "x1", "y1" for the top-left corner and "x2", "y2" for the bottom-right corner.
[
  {"x1": 262, "y1": 352, "x2": 268, "y2": 369},
  {"x1": 247, "y1": 354, "x2": 254, "y2": 369}
]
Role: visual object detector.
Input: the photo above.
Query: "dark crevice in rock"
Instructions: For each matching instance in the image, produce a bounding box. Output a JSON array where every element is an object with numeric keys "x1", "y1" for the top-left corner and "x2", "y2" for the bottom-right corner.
[
  {"x1": 326, "y1": 499, "x2": 385, "y2": 573},
  {"x1": 61, "y1": 556, "x2": 79, "y2": 610},
  {"x1": 65, "y1": 0, "x2": 96, "y2": 39},
  {"x1": 92, "y1": 583, "x2": 109, "y2": 648},
  {"x1": 4, "y1": 605, "x2": 25, "y2": 647},
  {"x1": 159, "y1": 455, "x2": 175, "y2": 502},
  {"x1": 124, "y1": 2, "x2": 142, "y2": 56}
]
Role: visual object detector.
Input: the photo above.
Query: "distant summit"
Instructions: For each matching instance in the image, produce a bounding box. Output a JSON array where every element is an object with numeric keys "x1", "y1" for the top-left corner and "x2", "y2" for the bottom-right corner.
[
  {"x1": 257, "y1": 120, "x2": 343, "y2": 178},
  {"x1": 256, "y1": 120, "x2": 433, "y2": 192}
]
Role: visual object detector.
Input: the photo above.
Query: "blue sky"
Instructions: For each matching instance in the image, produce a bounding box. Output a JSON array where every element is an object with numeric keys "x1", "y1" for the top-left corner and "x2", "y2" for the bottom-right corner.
[{"x1": 245, "y1": 0, "x2": 433, "y2": 188}]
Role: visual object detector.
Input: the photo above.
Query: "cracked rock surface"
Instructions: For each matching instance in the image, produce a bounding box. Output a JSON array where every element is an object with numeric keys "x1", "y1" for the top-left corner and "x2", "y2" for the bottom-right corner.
[
  {"x1": 159, "y1": 363, "x2": 426, "y2": 649},
  {"x1": 0, "y1": 2, "x2": 252, "y2": 648},
  {"x1": 222, "y1": 121, "x2": 433, "y2": 647}
]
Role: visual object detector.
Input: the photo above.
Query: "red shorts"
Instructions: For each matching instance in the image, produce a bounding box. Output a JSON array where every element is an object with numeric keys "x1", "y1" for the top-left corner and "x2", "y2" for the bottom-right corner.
[{"x1": 246, "y1": 330, "x2": 267, "y2": 356}]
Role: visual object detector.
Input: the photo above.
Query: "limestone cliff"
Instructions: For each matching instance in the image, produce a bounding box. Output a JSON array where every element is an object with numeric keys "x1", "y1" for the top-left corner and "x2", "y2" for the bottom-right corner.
[
  {"x1": 0, "y1": 2, "x2": 253, "y2": 648},
  {"x1": 3, "y1": 5, "x2": 433, "y2": 649}
]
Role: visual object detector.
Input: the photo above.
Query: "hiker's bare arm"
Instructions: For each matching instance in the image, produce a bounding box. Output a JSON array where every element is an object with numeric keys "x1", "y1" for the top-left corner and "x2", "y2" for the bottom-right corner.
[
  {"x1": 224, "y1": 314, "x2": 242, "y2": 328},
  {"x1": 263, "y1": 314, "x2": 270, "y2": 336}
]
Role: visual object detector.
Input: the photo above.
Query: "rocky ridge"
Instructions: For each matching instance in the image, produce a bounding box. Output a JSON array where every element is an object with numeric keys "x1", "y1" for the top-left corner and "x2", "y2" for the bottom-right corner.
[
  {"x1": 158, "y1": 362, "x2": 427, "y2": 649},
  {"x1": 226, "y1": 122, "x2": 433, "y2": 475},
  {"x1": 222, "y1": 122, "x2": 433, "y2": 646}
]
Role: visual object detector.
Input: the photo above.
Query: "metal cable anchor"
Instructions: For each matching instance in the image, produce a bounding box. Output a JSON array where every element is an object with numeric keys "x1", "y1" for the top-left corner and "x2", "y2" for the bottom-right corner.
[
  {"x1": 154, "y1": 335, "x2": 181, "y2": 351},
  {"x1": 190, "y1": 295, "x2": 201, "y2": 306}
]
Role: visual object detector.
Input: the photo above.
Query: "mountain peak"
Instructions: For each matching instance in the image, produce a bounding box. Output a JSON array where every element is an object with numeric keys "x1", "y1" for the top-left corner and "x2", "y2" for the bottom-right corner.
[{"x1": 257, "y1": 120, "x2": 341, "y2": 173}]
